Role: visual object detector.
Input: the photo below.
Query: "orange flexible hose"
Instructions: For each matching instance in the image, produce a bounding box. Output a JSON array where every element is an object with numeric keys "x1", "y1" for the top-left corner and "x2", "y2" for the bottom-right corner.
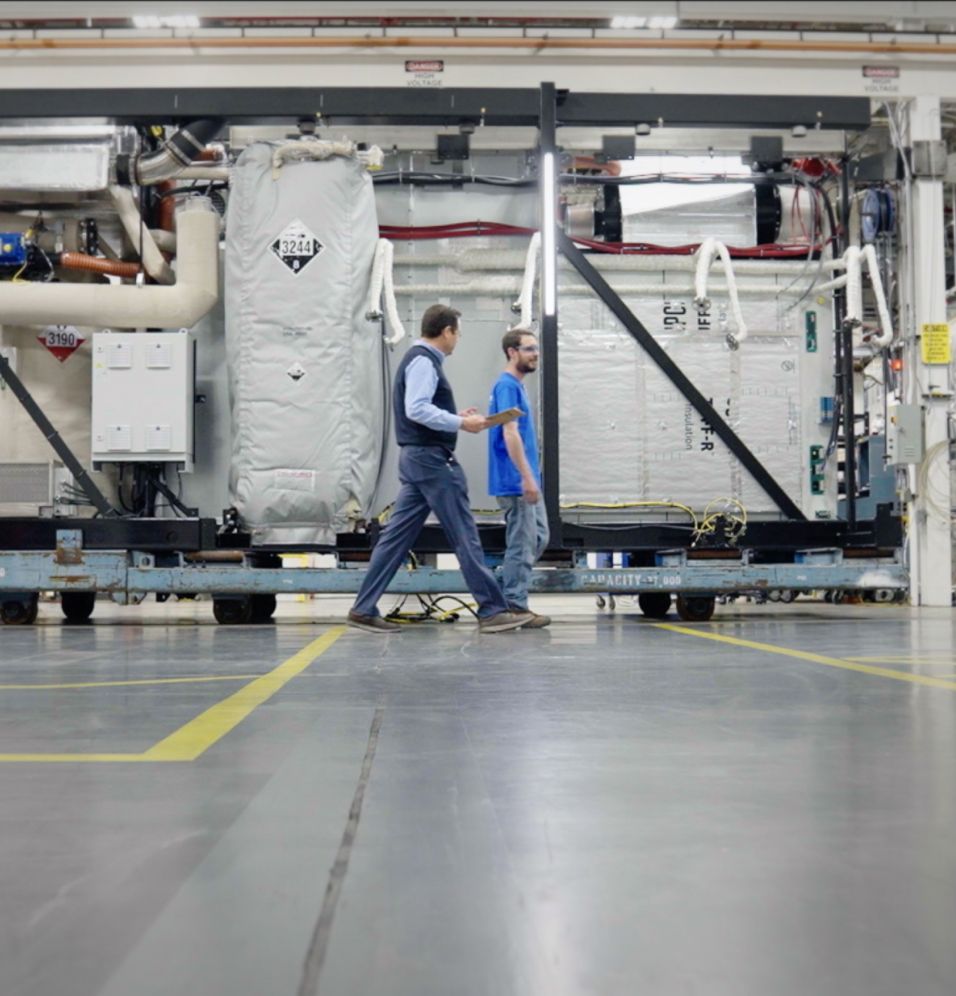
[{"x1": 60, "y1": 253, "x2": 140, "y2": 278}]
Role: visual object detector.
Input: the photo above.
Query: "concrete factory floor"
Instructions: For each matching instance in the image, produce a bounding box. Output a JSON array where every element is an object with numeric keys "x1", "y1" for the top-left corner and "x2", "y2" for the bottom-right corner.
[{"x1": 0, "y1": 595, "x2": 954, "y2": 996}]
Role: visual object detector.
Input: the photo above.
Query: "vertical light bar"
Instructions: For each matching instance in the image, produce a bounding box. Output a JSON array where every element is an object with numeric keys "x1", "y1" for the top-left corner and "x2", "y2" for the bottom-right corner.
[
  {"x1": 538, "y1": 82, "x2": 561, "y2": 548},
  {"x1": 541, "y1": 150, "x2": 557, "y2": 317}
]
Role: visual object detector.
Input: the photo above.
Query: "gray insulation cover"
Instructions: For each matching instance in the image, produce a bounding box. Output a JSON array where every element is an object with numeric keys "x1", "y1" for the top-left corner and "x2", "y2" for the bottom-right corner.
[{"x1": 225, "y1": 144, "x2": 382, "y2": 545}]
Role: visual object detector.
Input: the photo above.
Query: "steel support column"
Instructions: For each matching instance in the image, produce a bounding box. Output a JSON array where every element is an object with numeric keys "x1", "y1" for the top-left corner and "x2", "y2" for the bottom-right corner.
[
  {"x1": 901, "y1": 96, "x2": 952, "y2": 605},
  {"x1": 538, "y1": 82, "x2": 562, "y2": 546}
]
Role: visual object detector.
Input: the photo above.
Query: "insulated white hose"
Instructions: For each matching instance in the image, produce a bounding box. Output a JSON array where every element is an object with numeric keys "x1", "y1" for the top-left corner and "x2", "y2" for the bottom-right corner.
[
  {"x1": 379, "y1": 240, "x2": 406, "y2": 346},
  {"x1": 513, "y1": 232, "x2": 540, "y2": 328},
  {"x1": 693, "y1": 237, "x2": 748, "y2": 346},
  {"x1": 365, "y1": 240, "x2": 387, "y2": 318},
  {"x1": 841, "y1": 244, "x2": 894, "y2": 347},
  {"x1": 861, "y1": 243, "x2": 894, "y2": 347},
  {"x1": 271, "y1": 138, "x2": 384, "y2": 177},
  {"x1": 364, "y1": 239, "x2": 406, "y2": 346}
]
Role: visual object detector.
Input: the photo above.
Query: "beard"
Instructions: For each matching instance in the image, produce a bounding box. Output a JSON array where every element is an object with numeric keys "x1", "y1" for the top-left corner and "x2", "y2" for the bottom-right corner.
[{"x1": 517, "y1": 358, "x2": 538, "y2": 375}]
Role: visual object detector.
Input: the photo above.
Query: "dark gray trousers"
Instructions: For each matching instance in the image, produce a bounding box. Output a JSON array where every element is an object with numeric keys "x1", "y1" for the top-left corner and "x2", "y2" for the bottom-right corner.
[{"x1": 352, "y1": 445, "x2": 508, "y2": 619}]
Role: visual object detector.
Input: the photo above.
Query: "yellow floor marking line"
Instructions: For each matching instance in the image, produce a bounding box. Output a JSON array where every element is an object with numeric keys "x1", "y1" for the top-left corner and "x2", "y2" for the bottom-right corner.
[
  {"x1": 142, "y1": 627, "x2": 345, "y2": 761},
  {"x1": 0, "y1": 627, "x2": 345, "y2": 763},
  {"x1": 0, "y1": 675, "x2": 261, "y2": 692},
  {"x1": 655, "y1": 623, "x2": 956, "y2": 691},
  {"x1": 845, "y1": 655, "x2": 955, "y2": 664}
]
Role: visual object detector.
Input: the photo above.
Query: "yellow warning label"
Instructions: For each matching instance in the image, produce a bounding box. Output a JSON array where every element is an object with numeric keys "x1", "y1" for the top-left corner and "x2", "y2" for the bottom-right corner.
[{"x1": 920, "y1": 324, "x2": 951, "y2": 365}]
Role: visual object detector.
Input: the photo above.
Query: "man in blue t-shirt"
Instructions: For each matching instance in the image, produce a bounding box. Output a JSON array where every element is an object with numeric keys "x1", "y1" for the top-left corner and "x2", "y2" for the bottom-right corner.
[{"x1": 487, "y1": 328, "x2": 551, "y2": 628}]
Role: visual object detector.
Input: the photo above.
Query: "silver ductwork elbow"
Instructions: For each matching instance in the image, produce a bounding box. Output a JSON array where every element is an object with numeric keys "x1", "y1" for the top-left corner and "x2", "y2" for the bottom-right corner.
[{"x1": 116, "y1": 119, "x2": 224, "y2": 186}]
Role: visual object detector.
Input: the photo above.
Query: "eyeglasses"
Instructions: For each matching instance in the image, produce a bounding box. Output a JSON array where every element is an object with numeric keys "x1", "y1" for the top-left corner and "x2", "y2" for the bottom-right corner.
[{"x1": 517, "y1": 345, "x2": 540, "y2": 354}]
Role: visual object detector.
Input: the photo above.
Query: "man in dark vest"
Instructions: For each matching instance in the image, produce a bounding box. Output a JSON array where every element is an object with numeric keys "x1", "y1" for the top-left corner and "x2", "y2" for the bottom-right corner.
[{"x1": 348, "y1": 304, "x2": 533, "y2": 634}]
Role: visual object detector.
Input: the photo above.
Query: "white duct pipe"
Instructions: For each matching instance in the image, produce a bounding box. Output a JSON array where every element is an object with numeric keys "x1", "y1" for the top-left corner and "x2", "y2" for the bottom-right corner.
[
  {"x1": 109, "y1": 185, "x2": 174, "y2": 284},
  {"x1": 693, "y1": 237, "x2": 748, "y2": 345},
  {"x1": 812, "y1": 274, "x2": 849, "y2": 295},
  {"x1": 0, "y1": 199, "x2": 219, "y2": 329},
  {"x1": 149, "y1": 229, "x2": 176, "y2": 252}
]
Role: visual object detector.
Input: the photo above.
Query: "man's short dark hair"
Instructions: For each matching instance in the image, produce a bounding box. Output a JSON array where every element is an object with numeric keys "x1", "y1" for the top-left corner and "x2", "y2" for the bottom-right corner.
[
  {"x1": 502, "y1": 326, "x2": 536, "y2": 357},
  {"x1": 421, "y1": 304, "x2": 461, "y2": 339}
]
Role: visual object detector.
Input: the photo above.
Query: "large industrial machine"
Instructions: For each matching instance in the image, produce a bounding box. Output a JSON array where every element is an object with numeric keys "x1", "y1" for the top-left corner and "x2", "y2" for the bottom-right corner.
[{"x1": 0, "y1": 84, "x2": 933, "y2": 625}]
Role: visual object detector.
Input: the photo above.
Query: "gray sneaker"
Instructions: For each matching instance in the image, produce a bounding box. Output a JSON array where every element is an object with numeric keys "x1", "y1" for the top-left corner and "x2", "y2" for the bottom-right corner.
[
  {"x1": 509, "y1": 606, "x2": 551, "y2": 629},
  {"x1": 478, "y1": 610, "x2": 534, "y2": 634},
  {"x1": 347, "y1": 610, "x2": 401, "y2": 633}
]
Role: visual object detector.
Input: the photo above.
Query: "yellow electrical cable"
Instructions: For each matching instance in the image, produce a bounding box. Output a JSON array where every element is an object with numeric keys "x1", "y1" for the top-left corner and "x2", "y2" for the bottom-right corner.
[{"x1": 9, "y1": 227, "x2": 32, "y2": 283}]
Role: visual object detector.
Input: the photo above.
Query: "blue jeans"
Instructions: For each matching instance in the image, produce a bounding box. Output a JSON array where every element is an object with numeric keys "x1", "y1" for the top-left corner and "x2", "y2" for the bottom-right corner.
[
  {"x1": 496, "y1": 495, "x2": 550, "y2": 611},
  {"x1": 353, "y1": 446, "x2": 509, "y2": 620}
]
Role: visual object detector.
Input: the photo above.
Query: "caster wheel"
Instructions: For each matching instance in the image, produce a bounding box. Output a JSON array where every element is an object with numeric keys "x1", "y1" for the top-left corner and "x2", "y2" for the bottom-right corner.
[
  {"x1": 675, "y1": 595, "x2": 716, "y2": 623},
  {"x1": 61, "y1": 591, "x2": 96, "y2": 624},
  {"x1": 250, "y1": 594, "x2": 277, "y2": 623},
  {"x1": 1, "y1": 595, "x2": 39, "y2": 625},
  {"x1": 213, "y1": 596, "x2": 254, "y2": 625},
  {"x1": 638, "y1": 592, "x2": 672, "y2": 619}
]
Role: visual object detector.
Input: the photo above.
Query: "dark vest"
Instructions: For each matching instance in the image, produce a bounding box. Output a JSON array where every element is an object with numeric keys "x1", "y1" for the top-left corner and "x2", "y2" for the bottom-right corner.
[{"x1": 394, "y1": 343, "x2": 458, "y2": 450}]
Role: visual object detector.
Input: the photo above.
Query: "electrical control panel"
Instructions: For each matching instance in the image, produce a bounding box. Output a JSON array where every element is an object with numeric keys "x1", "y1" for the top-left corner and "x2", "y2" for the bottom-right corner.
[
  {"x1": 0, "y1": 231, "x2": 27, "y2": 267},
  {"x1": 885, "y1": 404, "x2": 923, "y2": 466},
  {"x1": 91, "y1": 331, "x2": 194, "y2": 470}
]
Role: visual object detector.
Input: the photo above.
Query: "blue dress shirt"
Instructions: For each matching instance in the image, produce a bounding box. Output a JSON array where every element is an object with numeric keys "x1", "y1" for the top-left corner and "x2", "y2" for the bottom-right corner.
[{"x1": 404, "y1": 340, "x2": 463, "y2": 433}]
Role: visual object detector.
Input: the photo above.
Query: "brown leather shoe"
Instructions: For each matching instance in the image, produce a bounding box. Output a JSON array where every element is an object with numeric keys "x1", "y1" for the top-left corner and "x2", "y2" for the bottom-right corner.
[
  {"x1": 347, "y1": 610, "x2": 401, "y2": 633},
  {"x1": 478, "y1": 610, "x2": 533, "y2": 634}
]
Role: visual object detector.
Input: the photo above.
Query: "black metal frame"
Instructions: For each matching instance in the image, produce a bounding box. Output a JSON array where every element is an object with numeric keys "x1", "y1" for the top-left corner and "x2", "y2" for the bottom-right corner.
[
  {"x1": 0, "y1": 87, "x2": 871, "y2": 130},
  {"x1": 0, "y1": 84, "x2": 890, "y2": 557}
]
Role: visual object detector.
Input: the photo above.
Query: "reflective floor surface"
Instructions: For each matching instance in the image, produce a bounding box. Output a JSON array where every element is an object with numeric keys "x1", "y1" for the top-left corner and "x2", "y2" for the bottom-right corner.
[{"x1": 1, "y1": 596, "x2": 954, "y2": 996}]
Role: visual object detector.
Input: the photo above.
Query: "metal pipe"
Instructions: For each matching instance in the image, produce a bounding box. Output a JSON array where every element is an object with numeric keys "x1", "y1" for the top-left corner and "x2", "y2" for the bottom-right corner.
[
  {"x1": 838, "y1": 151, "x2": 857, "y2": 527},
  {"x1": 0, "y1": 35, "x2": 955, "y2": 56}
]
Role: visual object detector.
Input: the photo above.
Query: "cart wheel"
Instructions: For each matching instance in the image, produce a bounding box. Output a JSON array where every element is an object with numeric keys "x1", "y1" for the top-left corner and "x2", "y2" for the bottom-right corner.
[
  {"x1": 637, "y1": 592, "x2": 672, "y2": 619},
  {"x1": 213, "y1": 596, "x2": 254, "y2": 625},
  {"x1": 1, "y1": 594, "x2": 39, "y2": 625},
  {"x1": 61, "y1": 591, "x2": 96, "y2": 624},
  {"x1": 675, "y1": 595, "x2": 716, "y2": 622},
  {"x1": 250, "y1": 594, "x2": 277, "y2": 623}
]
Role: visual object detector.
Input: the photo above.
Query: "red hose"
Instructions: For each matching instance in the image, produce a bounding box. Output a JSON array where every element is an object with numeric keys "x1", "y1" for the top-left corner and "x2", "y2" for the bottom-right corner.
[{"x1": 378, "y1": 222, "x2": 828, "y2": 258}]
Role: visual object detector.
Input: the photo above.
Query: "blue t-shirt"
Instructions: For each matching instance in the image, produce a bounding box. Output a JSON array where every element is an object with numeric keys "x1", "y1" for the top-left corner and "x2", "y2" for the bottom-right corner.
[{"x1": 488, "y1": 372, "x2": 541, "y2": 496}]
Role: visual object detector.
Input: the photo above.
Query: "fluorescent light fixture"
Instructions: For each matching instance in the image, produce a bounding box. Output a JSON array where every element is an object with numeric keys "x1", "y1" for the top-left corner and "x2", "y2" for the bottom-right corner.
[
  {"x1": 133, "y1": 14, "x2": 200, "y2": 29},
  {"x1": 610, "y1": 14, "x2": 677, "y2": 29},
  {"x1": 541, "y1": 151, "x2": 557, "y2": 318}
]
